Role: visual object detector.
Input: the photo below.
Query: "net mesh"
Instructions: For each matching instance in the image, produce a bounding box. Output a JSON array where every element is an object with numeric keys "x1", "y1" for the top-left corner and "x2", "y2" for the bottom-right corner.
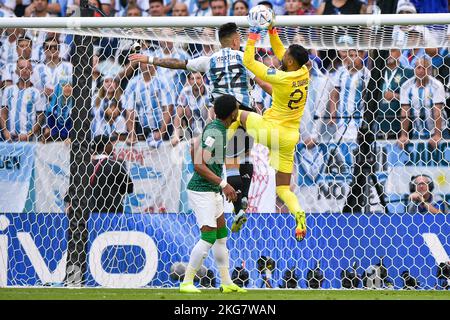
[{"x1": 0, "y1": 20, "x2": 449, "y2": 289}]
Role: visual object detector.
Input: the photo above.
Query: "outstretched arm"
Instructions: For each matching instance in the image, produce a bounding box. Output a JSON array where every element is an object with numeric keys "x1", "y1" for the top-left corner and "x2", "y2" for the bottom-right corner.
[
  {"x1": 268, "y1": 26, "x2": 286, "y2": 61},
  {"x1": 243, "y1": 30, "x2": 284, "y2": 85},
  {"x1": 129, "y1": 53, "x2": 188, "y2": 70}
]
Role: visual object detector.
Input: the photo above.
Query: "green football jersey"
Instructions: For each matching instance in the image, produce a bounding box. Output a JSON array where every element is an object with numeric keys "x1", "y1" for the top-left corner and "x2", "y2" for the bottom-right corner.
[{"x1": 187, "y1": 120, "x2": 227, "y2": 193}]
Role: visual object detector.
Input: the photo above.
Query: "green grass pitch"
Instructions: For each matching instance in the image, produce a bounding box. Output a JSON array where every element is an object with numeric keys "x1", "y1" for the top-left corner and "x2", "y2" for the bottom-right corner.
[{"x1": 0, "y1": 288, "x2": 449, "y2": 300}]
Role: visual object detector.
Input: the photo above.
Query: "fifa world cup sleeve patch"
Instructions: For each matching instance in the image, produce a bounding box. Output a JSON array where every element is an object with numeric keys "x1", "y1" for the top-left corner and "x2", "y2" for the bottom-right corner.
[
  {"x1": 267, "y1": 68, "x2": 276, "y2": 75},
  {"x1": 204, "y1": 136, "x2": 216, "y2": 148}
]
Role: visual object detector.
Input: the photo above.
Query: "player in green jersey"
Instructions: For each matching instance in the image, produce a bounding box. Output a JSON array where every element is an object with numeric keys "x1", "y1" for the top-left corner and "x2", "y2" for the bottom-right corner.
[{"x1": 181, "y1": 94, "x2": 247, "y2": 293}]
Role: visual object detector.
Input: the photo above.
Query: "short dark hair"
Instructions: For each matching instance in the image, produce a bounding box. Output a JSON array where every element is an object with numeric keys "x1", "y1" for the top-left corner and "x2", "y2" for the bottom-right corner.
[
  {"x1": 218, "y1": 22, "x2": 238, "y2": 41},
  {"x1": 213, "y1": 94, "x2": 238, "y2": 120},
  {"x1": 288, "y1": 44, "x2": 309, "y2": 67},
  {"x1": 17, "y1": 36, "x2": 32, "y2": 45},
  {"x1": 150, "y1": 0, "x2": 164, "y2": 4},
  {"x1": 257, "y1": 0, "x2": 273, "y2": 9}
]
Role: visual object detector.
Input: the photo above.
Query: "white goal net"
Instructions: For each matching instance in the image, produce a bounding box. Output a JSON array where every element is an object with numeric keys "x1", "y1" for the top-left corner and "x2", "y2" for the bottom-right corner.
[{"x1": 0, "y1": 15, "x2": 449, "y2": 290}]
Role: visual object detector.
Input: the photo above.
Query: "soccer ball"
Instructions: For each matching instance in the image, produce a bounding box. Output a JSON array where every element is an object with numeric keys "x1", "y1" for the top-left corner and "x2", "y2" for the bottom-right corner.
[{"x1": 248, "y1": 5, "x2": 274, "y2": 29}]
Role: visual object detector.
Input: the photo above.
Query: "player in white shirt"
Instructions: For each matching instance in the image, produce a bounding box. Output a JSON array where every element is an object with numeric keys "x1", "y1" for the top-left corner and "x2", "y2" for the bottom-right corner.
[
  {"x1": 129, "y1": 22, "x2": 271, "y2": 232},
  {"x1": 329, "y1": 49, "x2": 370, "y2": 142},
  {"x1": 398, "y1": 56, "x2": 446, "y2": 149},
  {"x1": 0, "y1": 58, "x2": 45, "y2": 142}
]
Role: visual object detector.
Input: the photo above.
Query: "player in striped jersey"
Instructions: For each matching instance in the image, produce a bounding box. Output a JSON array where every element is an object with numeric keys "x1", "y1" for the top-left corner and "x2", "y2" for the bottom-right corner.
[
  {"x1": 122, "y1": 57, "x2": 174, "y2": 147},
  {"x1": 398, "y1": 56, "x2": 446, "y2": 149},
  {"x1": 129, "y1": 22, "x2": 271, "y2": 232},
  {"x1": 0, "y1": 58, "x2": 45, "y2": 142},
  {"x1": 329, "y1": 49, "x2": 370, "y2": 142}
]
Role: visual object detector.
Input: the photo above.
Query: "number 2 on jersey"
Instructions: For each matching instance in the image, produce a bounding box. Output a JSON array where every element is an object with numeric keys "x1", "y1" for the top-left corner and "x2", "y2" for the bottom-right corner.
[
  {"x1": 210, "y1": 64, "x2": 246, "y2": 89},
  {"x1": 288, "y1": 87, "x2": 307, "y2": 110}
]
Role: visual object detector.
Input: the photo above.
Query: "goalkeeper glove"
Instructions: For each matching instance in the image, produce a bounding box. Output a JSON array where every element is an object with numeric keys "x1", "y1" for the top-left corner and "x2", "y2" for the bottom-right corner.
[
  {"x1": 248, "y1": 26, "x2": 262, "y2": 41},
  {"x1": 249, "y1": 25, "x2": 263, "y2": 35}
]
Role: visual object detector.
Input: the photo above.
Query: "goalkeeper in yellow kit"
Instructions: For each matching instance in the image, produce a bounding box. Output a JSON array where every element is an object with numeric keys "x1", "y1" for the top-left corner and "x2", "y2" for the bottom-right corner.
[{"x1": 237, "y1": 21, "x2": 310, "y2": 241}]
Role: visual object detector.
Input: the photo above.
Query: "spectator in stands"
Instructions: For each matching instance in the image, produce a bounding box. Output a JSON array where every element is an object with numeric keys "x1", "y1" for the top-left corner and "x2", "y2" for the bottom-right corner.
[
  {"x1": 114, "y1": 4, "x2": 143, "y2": 66},
  {"x1": 24, "y1": 0, "x2": 61, "y2": 17},
  {"x1": 193, "y1": 0, "x2": 212, "y2": 16},
  {"x1": 398, "y1": 56, "x2": 446, "y2": 149},
  {"x1": 153, "y1": 29, "x2": 191, "y2": 106},
  {"x1": 285, "y1": 0, "x2": 300, "y2": 15},
  {"x1": 171, "y1": 72, "x2": 210, "y2": 145},
  {"x1": 329, "y1": 46, "x2": 370, "y2": 142},
  {"x1": 43, "y1": 77, "x2": 73, "y2": 141},
  {"x1": 172, "y1": 2, "x2": 189, "y2": 16},
  {"x1": 123, "y1": 54, "x2": 173, "y2": 146},
  {"x1": 377, "y1": 49, "x2": 414, "y2": 140},
  {"x1": 407, "y1": 174, "x2": 447, "y2": 214},
  {"x1": 301, "y1": 57, "x2": 334, "y2": 147},
  {"x1": 0, "y1": 28, "x2": 24, "y2": 70},
  {"x1": 316, "y1": 0, "x2": 367, "y2": 15},
  {"x1": 0, "y1": 58, "x2": 45, "y2": 142},
  {"x1": 91, "y1": 75, "x2": 127, "y2": 140},
  {"x1": 149, "y1": 0, "x2": 165, "y2": 16},
  {"x1": 231, "y1": 0, "x2": 248, "y2": 16},
  {"x1": 0, "y1": 1, "x2": 15, "y2": 16},
  {"x1": 298, "y1": 0, "x2": 316, "y2": 15},
  {"x1": 113, "y1": 0, "x2": 149, "y2": 16},
  {"x1": 1, "y1": 36, "x2": 36, "y2": 89},
  {"x1": 210, "y1": 0, "x2": 228, "y2": 16},
  {"x1": 37, "y1": 35, "x2": 73, "y2": 91},
  {"x1": 91, "y1": 55, "x2": 101, "y2": 95},
  {"x1": 317, "y1": 0, "x2": 367, "y2": 70},
  {"x1": 89, "y1": 134, "x2": 134, "y2": 214}
]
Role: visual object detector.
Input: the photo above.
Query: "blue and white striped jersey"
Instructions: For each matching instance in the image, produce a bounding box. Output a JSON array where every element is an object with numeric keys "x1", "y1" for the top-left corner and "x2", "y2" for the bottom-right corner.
[
  {"x1": 152, "y1": 47, "x2": 191, "y2": 102},
  {"x1": 193, "y1": 6, "x2": 211, "y2": 16},
  {"x1": 0, "y1": 38, "x2": 18, "y2": 69},
  {"x1": 399, "y1": 76, "x2": 446, "y2": 138},
  {"x1": 177, "y1": 85, "x2": 210, "y2": 135},
  {"x1": 91, "y1": 98, "x2": 127, "y2": 137},
  {"x1": 186, "y1": 48, "x2": 256, "y2": 109},
  {"x1": 1, "y1": 84, "x2": 45, "y2": 135},
  {"x1": 47, "y1": 62, "x2": 73, "y2": 87},
  {"x1": 333, "y1": 66, "x2": 370, "y2": 141},
  {"x1": 1, "y1": 62, "x2": 49, "y2": 90},
  {"x1": 30, "y1": 63, "x2": 53, "y2": 92},
  {"x1": 122, "y1": 74, "x2": 173, "y2": 130}
]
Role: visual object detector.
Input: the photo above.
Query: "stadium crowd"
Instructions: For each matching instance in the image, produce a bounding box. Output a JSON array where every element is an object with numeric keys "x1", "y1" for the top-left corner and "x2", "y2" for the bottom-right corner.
[{"x1": 0, "y1": 0, "x2": 449, "y2": 149}]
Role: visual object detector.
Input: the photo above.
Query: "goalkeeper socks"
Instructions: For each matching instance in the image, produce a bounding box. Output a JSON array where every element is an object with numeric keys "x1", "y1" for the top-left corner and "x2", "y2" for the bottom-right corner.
[
  {"x1": 212, "y1": 237, "x2": 233, "y2": 285},
  {"x1": 183, "y1": 239, "x2": 213, "y2": 284},
  {"x1": 276, "y1": 185, "x2": 303, "y2": 214},
  {"x1": 226, "y1": 168, "x2": 243, "y2": 213},
  {"x1": 239, "y1": 160, "x2": 253, "y2": 202}
]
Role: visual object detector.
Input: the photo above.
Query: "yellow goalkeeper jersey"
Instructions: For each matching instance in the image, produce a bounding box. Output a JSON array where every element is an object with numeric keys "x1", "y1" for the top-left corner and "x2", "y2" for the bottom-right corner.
[{"x1": 243, "y1": 29, "x2": 309, "y2": 129}]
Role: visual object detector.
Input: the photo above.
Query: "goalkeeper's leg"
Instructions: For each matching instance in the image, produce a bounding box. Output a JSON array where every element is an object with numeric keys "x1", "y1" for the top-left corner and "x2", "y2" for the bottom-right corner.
[{"x1": 276, "y1": 172, "x2": 306, "y2": 241}]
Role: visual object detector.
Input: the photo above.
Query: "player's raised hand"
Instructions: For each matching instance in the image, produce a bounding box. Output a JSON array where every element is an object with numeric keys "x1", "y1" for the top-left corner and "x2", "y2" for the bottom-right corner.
[
  {"x1": 223, "y1": 184, "x2": 237, "y2": 203},
  {"x1": 129, "y1": 53, "x2": 152, "y2": 64}
]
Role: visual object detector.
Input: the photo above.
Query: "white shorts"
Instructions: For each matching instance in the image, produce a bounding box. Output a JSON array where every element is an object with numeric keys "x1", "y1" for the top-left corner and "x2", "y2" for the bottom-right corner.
[{"x1": 188, "y1": 190, "x2": 224, "y2": 228}]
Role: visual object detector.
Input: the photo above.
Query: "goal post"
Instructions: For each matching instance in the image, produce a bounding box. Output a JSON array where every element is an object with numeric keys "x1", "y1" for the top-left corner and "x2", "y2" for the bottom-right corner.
[{"x1": 0, "y1": 14, "x2": 448, "y2": 289}]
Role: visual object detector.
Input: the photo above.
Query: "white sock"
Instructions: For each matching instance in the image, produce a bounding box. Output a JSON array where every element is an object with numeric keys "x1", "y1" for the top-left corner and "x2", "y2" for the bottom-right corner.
[
  {"x1": 212, "y1": 238, "x2": 233, "y2": 285},
  {"x1": 183, "y1": 239, "x2": 213, "y2": 285}
]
